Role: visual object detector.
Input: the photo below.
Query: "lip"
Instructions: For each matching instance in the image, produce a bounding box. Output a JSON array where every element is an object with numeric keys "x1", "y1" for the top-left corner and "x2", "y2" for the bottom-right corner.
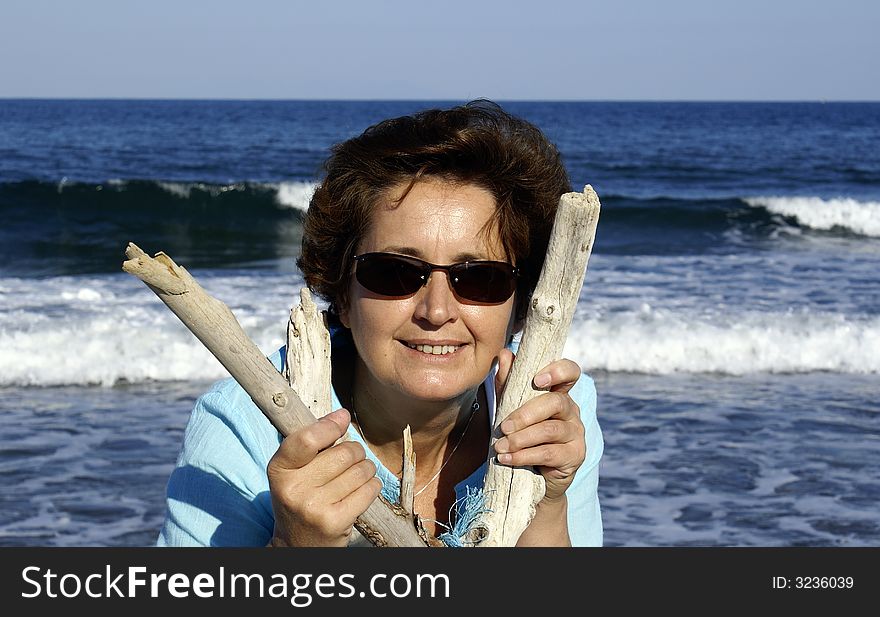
[
  {"x1": 402, "y1": 339, "x2": 468, "y2": 347},
  {"x1": 398, "y1": 339, "x2": 468, "y2": 358}
]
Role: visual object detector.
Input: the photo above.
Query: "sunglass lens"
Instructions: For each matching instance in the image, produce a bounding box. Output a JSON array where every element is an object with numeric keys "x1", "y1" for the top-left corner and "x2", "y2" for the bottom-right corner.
[
  {"x1": 356, "y1": 254, "x2": 425, "y2": 296},
  {"x1": 452, "y1": 263, "x2": 517, "y2": 303}
]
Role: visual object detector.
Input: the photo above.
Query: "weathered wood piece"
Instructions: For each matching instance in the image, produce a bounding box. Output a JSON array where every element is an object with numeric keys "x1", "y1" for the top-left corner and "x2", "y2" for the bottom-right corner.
[
  {"x1": 284, "y1": 288, "x2": 332, "y2": 419},
  {"x1": 400, "y1": 425, "x2": 416, "y2": 513},
  {"x1": 122, "y1": 242, "x2": 429, "y2": 547},
  {"x1": 474, "y1": 185, "x2": 601, "y2": 547},
  {"x1": 282, "y1": 287, "x2": 364, "y2": 546}
]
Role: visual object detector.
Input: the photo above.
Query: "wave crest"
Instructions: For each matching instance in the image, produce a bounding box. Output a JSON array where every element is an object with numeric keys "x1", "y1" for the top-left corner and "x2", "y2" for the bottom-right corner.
[
  {"x1": 565, "y1": 307, "x2": 880, "y2": 375},
  {"x1": 745, "y1": 196, "x2": 880, "y2": 237},
  {"x1": 2, "y1": 284, "x2": 876, "y2": 386}
]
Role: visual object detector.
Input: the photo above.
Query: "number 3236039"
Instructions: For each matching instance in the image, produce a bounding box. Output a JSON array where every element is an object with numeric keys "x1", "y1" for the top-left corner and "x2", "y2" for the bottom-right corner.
[{"x1": 773, "y1": 576, "x2": 854, "y2": 589}]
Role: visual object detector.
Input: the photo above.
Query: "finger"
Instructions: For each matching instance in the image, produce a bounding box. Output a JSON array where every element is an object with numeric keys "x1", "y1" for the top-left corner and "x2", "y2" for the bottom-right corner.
[
  {"x1": 533, "y1": 358, "x2": 582, "y2": 393},
  {"x1": 318, "y1": 457, "x2": 378, "y2": 503},
  {"x1": 328, "y1": 476, "x2": 383, "y2": 525},
  {"x1": 499, "y1": 391, "x2": 579, "y2": 435},
  {"x1": 495, "y1": 348, "x2": 515, "y2": 394},
  {"x1": 306, "y1": 440, "x2": 370, "y2": 486},
  {"x1": 293, "y1": 475, "x2": 382, "y2": 542},
  {"x1": 272, "y1": 409, "x2": 351, "y2": 471},
  {"x1": 496, "y1": 443, "x2": 578, "y2": 471},
  {"x1": 494, "y1": 419, "x2": 576, "y2": 455}
]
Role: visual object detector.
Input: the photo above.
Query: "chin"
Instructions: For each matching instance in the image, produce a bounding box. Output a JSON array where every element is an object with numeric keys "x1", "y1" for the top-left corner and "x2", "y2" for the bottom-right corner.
[{"x1": 399, "y1": 374, "x2": 479, "y2": 403}]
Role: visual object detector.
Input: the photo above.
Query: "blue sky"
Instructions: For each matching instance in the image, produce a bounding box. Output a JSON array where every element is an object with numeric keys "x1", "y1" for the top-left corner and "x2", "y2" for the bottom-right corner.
[{"x1": 1, "y1": 0, "x2": 877, "y2": 100}]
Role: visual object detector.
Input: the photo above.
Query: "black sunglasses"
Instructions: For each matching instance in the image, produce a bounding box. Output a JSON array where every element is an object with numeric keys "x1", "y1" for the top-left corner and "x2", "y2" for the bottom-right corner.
[{"x1": 352, "y1": 252, "x2": 519, "y2": 303}]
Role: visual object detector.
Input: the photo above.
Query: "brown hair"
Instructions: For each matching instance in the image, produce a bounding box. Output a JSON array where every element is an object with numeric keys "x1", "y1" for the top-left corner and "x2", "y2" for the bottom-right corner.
[{"x1": 297, "y1": 99, "x2": 572, "y2": 324}]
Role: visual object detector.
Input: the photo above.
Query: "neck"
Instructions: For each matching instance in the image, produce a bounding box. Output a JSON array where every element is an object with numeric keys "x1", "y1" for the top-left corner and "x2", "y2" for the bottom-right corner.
[{"x1": 348, "y1": 357, "x2": 483, "y2": 474}]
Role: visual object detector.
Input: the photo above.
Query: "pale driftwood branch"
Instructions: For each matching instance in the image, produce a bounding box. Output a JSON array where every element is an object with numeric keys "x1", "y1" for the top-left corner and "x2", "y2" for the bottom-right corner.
[
  {"x1": 284, "y1": 287, "x2": 378, "y2": 546},
  {"x1": 122, "y1": 242, "x2": 430, "y2": 547},
  {"x1": 400, "y1": 425, "x2": 416, "y2": 513},
  {"x1": 284, "y1": 288, "x2": 332, "y2": 419},
  {"x1": 474, "y1": 186, "x2": 601, "y2": 547}
]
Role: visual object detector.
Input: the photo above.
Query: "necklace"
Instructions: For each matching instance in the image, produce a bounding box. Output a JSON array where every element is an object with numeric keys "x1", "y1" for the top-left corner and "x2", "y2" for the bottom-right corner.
[{"x1": 351, "y1": 397, "x2": 480, "y2": 498}]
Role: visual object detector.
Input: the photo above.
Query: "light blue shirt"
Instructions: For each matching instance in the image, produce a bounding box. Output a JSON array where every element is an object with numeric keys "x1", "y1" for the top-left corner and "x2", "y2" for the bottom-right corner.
[{"x1": 157, "y1": 340, "x2": 604, "y2": 547}]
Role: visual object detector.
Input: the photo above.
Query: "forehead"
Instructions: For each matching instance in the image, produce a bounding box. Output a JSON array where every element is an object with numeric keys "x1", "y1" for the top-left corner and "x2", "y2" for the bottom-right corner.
[{"x1": 361, "y1": 179, "x2": 504, "y2": 259}]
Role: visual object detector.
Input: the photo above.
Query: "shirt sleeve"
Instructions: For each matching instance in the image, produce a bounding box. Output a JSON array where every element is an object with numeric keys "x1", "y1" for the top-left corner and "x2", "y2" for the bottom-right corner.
[
  {"x1": 564, "y1": 372, "x2": 605, "y2": 547},
  {"x1": 156, "y1": 377, "x2": 280, "y2": 547}
]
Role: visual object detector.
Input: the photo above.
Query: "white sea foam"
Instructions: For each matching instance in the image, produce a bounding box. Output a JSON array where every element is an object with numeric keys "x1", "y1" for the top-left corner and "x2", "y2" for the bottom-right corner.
[
  {"x1": 155, "y1": 181, "x2": 252, "y2": 198},
  {"x1": 745, "y1": 196, "x2": 880, "y2": 237},
  {"x1": 60, "y1": 288, "x2": 104, "y2": 302},
  {"x1": 565, "y1": 306, "x2": 880, "y2": 375},
  {"x1": 3, "y1": 282, "x2": 878, "y2": 385},
  {"x1": 104, "y1": 178, "x2": 196, "y2": 198},
  {"x1": 149, "y1": 179, "x2": 318, "y2": 210},
  {"x1": 274, "y1": 181, "x2": 317, "y2": 212},
  {"x1": 156, "y1": 181, "x2": 196, "y2": 199},
  {"x1": 49, "y1": 178, "x2": 319, "y2": 210},
  {"x1": 0, "y1": 274, "x2": 296, "y2": 387}
]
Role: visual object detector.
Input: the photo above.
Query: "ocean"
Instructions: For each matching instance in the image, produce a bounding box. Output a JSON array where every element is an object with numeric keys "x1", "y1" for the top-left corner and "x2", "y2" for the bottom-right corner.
[{"x1": 1, "y1": 100, "x2": 878, "y2": 547}]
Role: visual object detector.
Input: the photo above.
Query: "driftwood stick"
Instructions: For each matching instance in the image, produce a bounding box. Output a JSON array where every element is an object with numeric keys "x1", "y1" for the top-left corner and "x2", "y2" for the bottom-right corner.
[
  {"x1": 284, "y1": 288, "x2": 332, "y2": 419},
  {"x1": 474, "y1": 186, "x2": 601, "y2": 547},
  {"x1": 122, "y1": 242, "x2": 429, "y2": 547},
  {"x1": 283, "y1": 287, "x2": 363, "y2": 546},
  {"x1": 400, "y1": 425, "x2": 416, "y2": 513}
]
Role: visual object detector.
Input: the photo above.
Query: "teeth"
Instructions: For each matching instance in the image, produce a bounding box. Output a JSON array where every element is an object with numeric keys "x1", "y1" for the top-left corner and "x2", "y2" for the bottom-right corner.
[{"x1": 406, "y1": 343, "x2": 459, "y2": 355}]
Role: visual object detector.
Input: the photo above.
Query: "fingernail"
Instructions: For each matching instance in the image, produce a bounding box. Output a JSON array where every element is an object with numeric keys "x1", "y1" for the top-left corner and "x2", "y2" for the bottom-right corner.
[
  {"x1": 500, "y1": 420, "x2": 514, "y2": 434},
  {"x1": 497, "y1": 453, "x2": 512, "y2": 464},
  {"x1": 534, "y1": 373, "x2": 551, "y2": 388},
  {"x1": 495, "y1": 438, "x2": 508, "y2": 453}
]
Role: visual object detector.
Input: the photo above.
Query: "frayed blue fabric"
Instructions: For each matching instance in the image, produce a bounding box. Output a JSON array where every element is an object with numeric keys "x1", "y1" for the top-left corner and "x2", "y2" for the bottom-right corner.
[{"x1": 437, "y1": 486, "x2": 493, "y2": 547}]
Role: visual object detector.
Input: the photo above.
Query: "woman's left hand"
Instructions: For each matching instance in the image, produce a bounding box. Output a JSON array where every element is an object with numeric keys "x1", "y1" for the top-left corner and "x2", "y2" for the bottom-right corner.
[{"x1": 493, "y1": 349, "x2": 586, "y2": 502}]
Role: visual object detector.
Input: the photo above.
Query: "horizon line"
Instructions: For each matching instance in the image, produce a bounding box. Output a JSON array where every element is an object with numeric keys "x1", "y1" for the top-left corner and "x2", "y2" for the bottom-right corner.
[{"x1": 1, "y1": 96, "x2": 877, "y2": 104}]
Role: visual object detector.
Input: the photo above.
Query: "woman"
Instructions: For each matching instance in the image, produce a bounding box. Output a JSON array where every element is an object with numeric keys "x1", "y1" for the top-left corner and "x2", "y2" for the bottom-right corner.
[{"x1": 157, "y1": 100, "x2": 603, "y2": 547}]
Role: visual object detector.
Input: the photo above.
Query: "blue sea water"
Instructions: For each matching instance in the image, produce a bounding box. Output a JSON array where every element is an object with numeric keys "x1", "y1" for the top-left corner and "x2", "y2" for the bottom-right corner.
[{"x1": 0, "y1": 100, "x2": 878, "y2": 546}]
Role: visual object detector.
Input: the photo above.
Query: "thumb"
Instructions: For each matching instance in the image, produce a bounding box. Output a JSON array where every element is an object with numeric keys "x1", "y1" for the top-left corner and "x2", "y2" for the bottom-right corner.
[
  {"x1": 324, "y1": 408, "x2": 352, "y2": 446},
  {"x1": 494, "y1": 348, "x2": 515, "y2": 395}
]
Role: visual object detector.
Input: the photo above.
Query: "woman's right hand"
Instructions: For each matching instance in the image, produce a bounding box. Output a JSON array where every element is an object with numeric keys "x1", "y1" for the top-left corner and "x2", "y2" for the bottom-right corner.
[{"x1": 267, "y1": 408, "x2": 382, "y2": 547}]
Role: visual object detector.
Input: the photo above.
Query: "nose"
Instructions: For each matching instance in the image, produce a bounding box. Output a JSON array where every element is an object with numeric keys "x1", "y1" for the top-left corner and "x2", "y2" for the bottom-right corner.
[{"x1": 412, "y1": 270, "x2": 459, "y2": 326}]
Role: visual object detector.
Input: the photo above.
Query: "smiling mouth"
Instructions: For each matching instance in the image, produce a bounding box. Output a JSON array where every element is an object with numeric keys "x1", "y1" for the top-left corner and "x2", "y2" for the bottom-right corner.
[{"x1": 405, "y1": 342, "x2": 461, "y2": 355}]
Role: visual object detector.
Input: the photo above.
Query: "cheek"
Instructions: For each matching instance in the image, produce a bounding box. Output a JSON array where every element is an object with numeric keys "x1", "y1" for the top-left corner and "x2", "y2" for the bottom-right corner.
[
  {"x1": 345, "y1": 295, "x2": 411, "y2": 334},
  {"x1": 467, "y1": 304, "x2": 517, "y2": 346}
]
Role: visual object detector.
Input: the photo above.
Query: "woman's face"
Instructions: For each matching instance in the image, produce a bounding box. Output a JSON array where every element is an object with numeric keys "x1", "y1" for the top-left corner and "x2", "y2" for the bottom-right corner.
[{"x1": 339, "y1": 178, "x2": 517, "y2": 404}]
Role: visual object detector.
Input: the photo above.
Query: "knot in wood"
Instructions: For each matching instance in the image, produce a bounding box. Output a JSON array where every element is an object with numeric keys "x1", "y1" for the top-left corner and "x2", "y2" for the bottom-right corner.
[
  {"x1": 530, "y1": 295, "x2": 558, "y2": 322},
  {"x1": 272, "y1": 392, "x2": 288, "y2": 407},
  {"x1": 464, "y1": 525, "x2": 490, "y2": 545}
]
